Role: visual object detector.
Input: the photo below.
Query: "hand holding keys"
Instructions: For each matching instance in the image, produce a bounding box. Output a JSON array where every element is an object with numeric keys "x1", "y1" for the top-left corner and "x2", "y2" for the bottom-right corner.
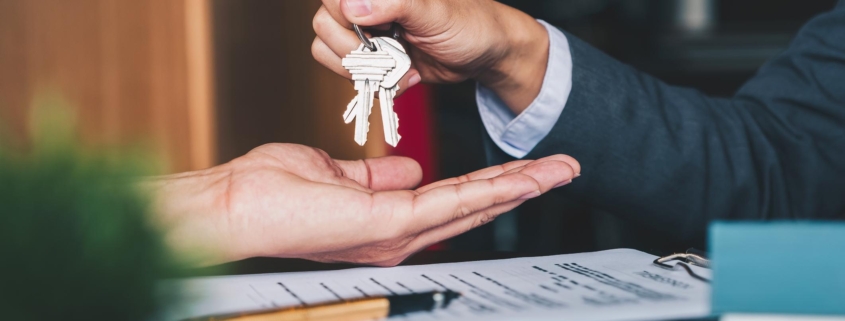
[
  {"x1": 341, "y1": 25, "x2": 411, "y2": 147},
  {"x1": 312, "y1": 0, "x2": 551, "y2": 124}
]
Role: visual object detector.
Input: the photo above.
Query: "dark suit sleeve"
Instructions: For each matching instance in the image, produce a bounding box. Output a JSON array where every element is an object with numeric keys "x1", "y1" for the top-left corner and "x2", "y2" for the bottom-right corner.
[{"x1": 518, "y1": 3, "x2": 845, "y2": 239}]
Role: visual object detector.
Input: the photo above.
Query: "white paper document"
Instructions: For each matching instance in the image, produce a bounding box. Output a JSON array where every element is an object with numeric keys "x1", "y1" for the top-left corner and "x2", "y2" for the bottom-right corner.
[{"x1": 160, "y1": 249, "x2": 711, "y2": 321}]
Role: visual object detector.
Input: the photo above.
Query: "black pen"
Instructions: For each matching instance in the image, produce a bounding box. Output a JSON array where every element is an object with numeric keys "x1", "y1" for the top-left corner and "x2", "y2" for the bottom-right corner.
[{"x1": 185, "y1": 290, "x2": 461, "y2": 321}]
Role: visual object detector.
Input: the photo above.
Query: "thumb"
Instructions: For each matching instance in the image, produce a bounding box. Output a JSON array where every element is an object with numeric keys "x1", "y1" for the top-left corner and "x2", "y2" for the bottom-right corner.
[
  {"x1": 335, "y1": 156, "x2": 423, "y2": 191},
  {"x1": 340, "y1": 0, "x2": 435, "y2": 30}
]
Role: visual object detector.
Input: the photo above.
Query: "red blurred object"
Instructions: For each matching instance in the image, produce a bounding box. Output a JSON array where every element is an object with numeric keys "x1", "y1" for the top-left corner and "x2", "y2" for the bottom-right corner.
[
  {"x1": 388, "y1": 84, "x2": 446, "y2": 250},
  {"x1": 389, "y1": 84, "x2": 438, "y2": 186}
]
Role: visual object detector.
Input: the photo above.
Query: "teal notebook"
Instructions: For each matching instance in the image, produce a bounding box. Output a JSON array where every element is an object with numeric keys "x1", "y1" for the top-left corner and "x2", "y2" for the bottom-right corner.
[{"x1": 710, "y1": 221, "x2": 845, "y2": 315}]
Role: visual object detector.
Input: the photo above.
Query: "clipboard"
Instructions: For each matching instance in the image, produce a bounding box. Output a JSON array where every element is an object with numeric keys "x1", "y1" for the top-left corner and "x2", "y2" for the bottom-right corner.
[{"x1": 159, "y1": 248, "x2": 712, "y2": 321}]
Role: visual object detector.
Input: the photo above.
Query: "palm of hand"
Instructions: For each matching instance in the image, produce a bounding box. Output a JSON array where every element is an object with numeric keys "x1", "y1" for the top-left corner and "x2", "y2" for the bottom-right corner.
[
  {"x1": 215, "y1": 143, "x2": 577, "y2": 266},
  {"x1": 223, "y1": 144, "x2": 418, "y2": 265}
]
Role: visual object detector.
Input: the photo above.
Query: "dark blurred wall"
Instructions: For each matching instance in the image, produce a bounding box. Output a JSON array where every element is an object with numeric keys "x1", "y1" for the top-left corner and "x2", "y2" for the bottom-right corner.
[{"x1": 211, "y1": 0, "x2": 378, "y2": 164}]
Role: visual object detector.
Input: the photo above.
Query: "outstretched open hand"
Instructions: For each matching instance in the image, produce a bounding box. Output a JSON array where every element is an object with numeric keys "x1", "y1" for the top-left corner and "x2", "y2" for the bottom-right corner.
[{"x1": 148, "y1": 144, "x2": 579, "y2": 266}]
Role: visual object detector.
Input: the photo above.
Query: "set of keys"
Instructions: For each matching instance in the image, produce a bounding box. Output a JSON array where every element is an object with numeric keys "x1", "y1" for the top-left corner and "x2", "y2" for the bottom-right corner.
[{"x1": 341, "y1": 25, "x2": 411, "y2": 147}]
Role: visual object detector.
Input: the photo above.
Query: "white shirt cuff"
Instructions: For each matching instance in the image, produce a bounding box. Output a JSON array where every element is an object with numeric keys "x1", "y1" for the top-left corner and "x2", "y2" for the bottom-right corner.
[{"x1": 476, "y1": 20, "x2": 573, "y2": 159}]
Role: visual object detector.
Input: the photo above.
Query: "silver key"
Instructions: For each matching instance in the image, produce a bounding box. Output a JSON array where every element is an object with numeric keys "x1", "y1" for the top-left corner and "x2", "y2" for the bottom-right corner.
[
  {"x1": 375, "y1": 37, "x2": 411, "y2": 89},
  {"x1": 378, "y1": 86, "x2": 400, "y2": 146},
  {"x1": 373, "y1": 37, "x2": 411, "y2": 147},
  {"x1": 341, "y1": 40, "x2": 395, "y2": 146}
]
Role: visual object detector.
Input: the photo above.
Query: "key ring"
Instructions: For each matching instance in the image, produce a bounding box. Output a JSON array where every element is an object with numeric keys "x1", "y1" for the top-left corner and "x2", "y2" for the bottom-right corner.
[{"x1": 353, "y1": 24, "x2": 377, "y2": 51}]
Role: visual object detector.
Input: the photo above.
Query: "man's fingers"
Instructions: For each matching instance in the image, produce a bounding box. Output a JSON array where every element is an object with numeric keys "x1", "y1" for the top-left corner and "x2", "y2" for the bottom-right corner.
[
  {"x1": 524, "y1": 154, "x2": 581, "y2": 177},
  {"x1": 313, "y1": 6, "x2": 365, "y2": 58},
  {"x1": 415, "y1": 154, "x2": 579, "y2": 194},
  {"x1": 416, "y1": 159, "x2": 534, "y2": 193},
  {"x1": 318, "y1": 1, "x2": 400, "y2": 34},
  {"x1": 410, "y1": 160, "x2": 575, "y2": 232},
  {"x1": 335, "y1": 156, "x2": 422, "y2": 191},
  {"x1": 551, "y1": 154, "x2": 581, "y2": 175},
  {"x1": 395, "y1": 69, "x2": 422, "y2": 96},
  {"x1": 339, "y1": 0, "x2": 401, "y2": 26},
  {"x1": 407, "y1": 199, "x2": 524, "y2": 253},
  {"x1": 312, "y1": 38, "x2": 351, "y2": 78},
  {"x1": 314, "y1": 3, "x2": 423, "y2": 90},
  {"x1": 319, "y1": 1, "x2": 353, "y2": 29},
  {"x1": 515, "y1": 160, "x2": 577, "y2": 193},
  {"x1": 338, "y1": 0, "x2": 437, "y2": 31},
  {"x1": 411, "y1": 173, "x2": 538, "y2": 232}
]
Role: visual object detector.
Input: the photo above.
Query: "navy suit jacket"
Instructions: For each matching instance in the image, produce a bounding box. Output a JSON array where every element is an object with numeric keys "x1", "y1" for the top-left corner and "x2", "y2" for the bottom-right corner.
[{"x1": 485, "y1": 1, "x2": 845, "y2": 242}]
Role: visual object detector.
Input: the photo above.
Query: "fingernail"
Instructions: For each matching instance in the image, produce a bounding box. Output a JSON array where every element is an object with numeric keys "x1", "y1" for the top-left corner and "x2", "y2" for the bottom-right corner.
[
  {"x1": 575, "y1": 173, "x2": 581, "y2": 178},
  {"x1": 519, "y1": 190, "x2": 541, "y2": 200},
  {"x1": 408, "y1": 73, "x2": 422, "y2": 87},
  {"x1": 346, "y1": 0, "x2": 372, "y2": 17},
  {"x1": 553, "y1": 179, "x2": 573, "y2": 188}
]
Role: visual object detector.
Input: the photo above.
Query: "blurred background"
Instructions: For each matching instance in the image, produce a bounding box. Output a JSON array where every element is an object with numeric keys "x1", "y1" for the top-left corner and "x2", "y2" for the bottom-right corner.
[{"x1": 0, "y1": 0, "x2": 837, "y2": 256}]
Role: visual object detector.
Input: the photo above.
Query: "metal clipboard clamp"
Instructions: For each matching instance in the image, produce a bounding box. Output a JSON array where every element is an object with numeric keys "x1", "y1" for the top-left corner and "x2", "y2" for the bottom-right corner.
[{"x1": 653, "y1": 248, "x2": 711, "y2": 283}]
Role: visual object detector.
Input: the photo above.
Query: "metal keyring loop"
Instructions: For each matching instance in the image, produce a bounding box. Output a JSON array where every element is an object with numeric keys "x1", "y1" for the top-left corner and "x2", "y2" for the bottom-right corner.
[{"x1": 353, "y1": 24, "x2": 377, "y2": 51}]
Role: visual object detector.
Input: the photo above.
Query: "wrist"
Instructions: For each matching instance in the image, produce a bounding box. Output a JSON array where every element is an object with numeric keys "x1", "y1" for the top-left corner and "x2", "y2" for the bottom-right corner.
[
  {"x1": 476, "y1": 4, "x2": 549, "y2": 115},
  {"x1": 141, "y1": 166, "x2": 238, "y2": 266}
]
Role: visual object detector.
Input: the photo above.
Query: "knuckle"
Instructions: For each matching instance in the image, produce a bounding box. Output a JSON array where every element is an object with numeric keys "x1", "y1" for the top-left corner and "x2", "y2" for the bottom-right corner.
[
  {"x1": 475, "y1": 212, "x2": 496, "y2": 227},
  {"x1": 457, "y1": 205, "x2": 472, "y2": 218},
  {"x1": 353, "y1": 159, "x2": 370, "y2": 185},
  {"x1": 312, "y1": 8, "x2": 329, "y2": 35},
  {"x1": 552, "y1": 154, "x2": 581, "y2": 170},
  {"x1": 452, "y1": 185, "x2": 474, "y2": 217},
  {"x1": 466, "y1": 217, "x2": 481, "y2": 232},
  {"x1": 311, "y1": 37, "x2": 323, "y2": 58},
  {"x1": 550, "y1": 162, "x2": 575, "y2": 182},
  {"x1": 562, "y1": 154, "x2": 581, "y2": 168}
]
